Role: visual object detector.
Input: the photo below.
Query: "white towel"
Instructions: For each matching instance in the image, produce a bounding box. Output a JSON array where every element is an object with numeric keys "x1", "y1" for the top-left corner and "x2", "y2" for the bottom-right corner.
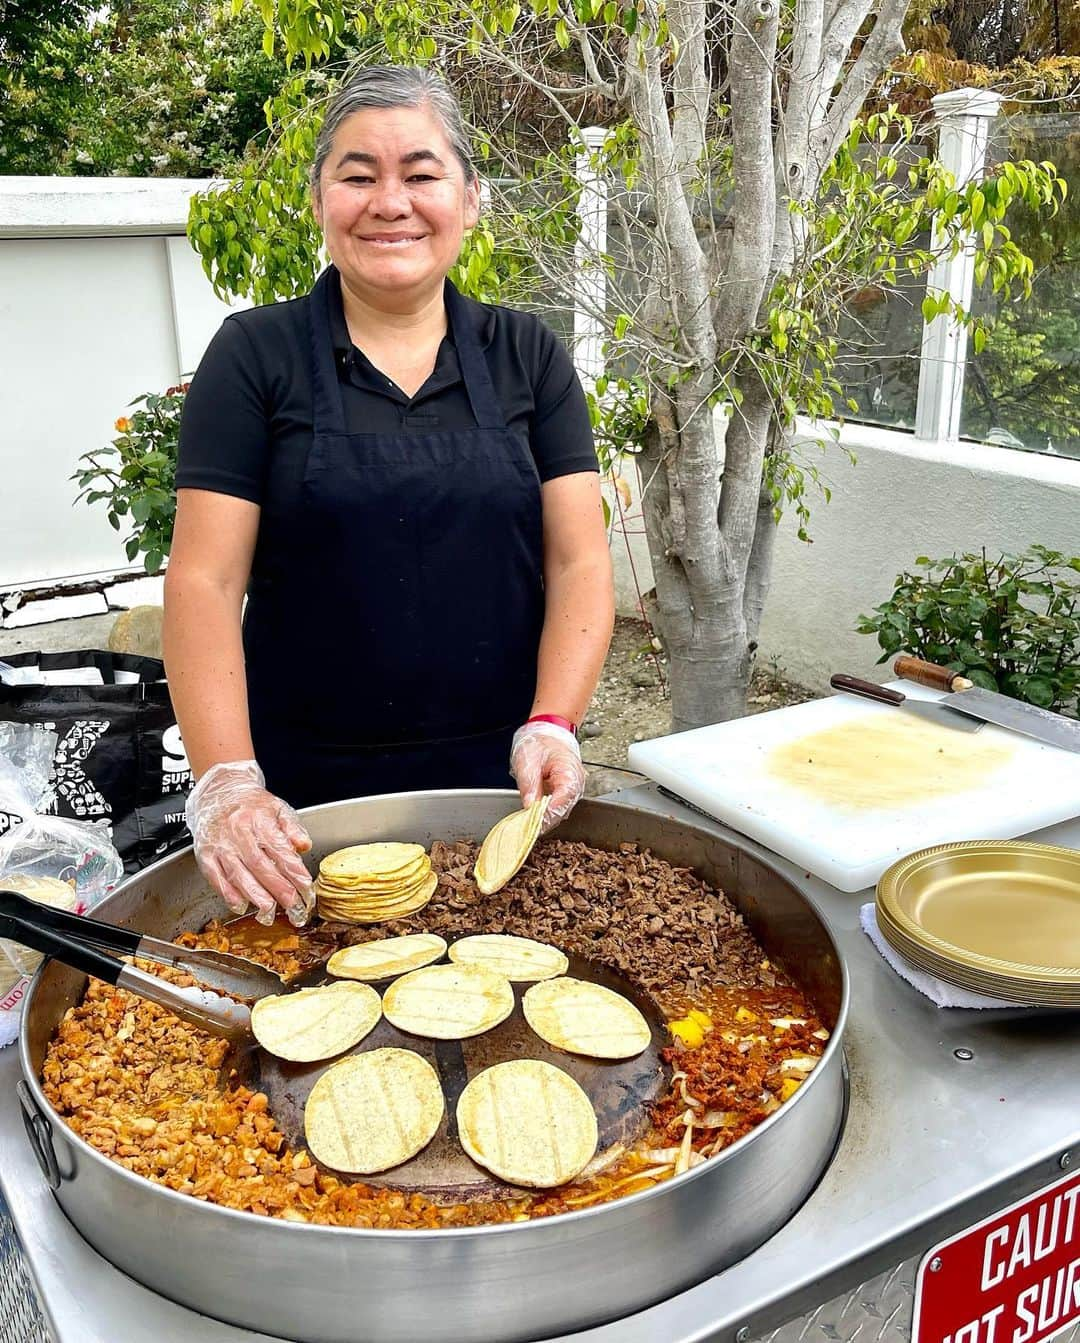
[{"x1": 859, "y1": 904, "x2": 1032, "y2": 1009}]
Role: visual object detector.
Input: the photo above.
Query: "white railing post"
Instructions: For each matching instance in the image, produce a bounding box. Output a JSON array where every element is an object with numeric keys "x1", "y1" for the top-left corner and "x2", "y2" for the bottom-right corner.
[
  {"x1": 914, "y1": 87, "x2": 1003, "y2": 442},
  {"x1": 573, "y1": 126, "x2": 609, "y2": 390}
]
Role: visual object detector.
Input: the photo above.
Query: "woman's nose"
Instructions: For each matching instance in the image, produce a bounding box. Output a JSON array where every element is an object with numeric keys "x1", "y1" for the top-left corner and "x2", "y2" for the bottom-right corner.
[{"x1": 368, "y1": 178, "x2": 411, "y2": 217}]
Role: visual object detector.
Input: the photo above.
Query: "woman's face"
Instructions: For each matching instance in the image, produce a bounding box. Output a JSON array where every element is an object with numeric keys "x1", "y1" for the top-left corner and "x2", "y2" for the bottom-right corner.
[{"x1": 312, "y1": 102, "x2": 480, "y2": 306}]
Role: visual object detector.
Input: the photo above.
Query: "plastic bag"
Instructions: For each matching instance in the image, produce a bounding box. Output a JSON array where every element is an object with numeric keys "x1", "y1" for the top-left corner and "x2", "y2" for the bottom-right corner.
[{"x1": 0, "y1": 723, "x2": 124, "y2": 1047}]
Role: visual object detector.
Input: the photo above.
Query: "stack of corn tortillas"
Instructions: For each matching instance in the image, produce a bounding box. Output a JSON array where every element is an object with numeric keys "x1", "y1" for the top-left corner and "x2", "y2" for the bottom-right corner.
[
  {"x1": 0, "y1": 874, "x2": 79, "y2": 997},
  {"x1": 315, "y1": 843, "x2": 437, "y2": 923},
  {"x1": 474, "y1": 799, "x2": 547, "y2": 895}
]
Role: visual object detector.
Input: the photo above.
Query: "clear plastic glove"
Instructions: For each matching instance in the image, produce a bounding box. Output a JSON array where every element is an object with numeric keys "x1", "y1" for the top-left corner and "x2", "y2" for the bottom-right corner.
[
  {"x1": 509, "y1": 721, "x2": 586, "y2": 834},
  {"x1": 184, "y1": 761, "x2": 315, "y2": 928}
]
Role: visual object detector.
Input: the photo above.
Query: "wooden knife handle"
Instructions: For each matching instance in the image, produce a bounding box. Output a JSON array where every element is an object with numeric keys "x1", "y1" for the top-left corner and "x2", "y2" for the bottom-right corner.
[
  {"x1": 893, "y1": 656, "x2": 972, "y2": 692},
  {"x1": 830, "y1": 674, "x2": 905, "y2": 705}
]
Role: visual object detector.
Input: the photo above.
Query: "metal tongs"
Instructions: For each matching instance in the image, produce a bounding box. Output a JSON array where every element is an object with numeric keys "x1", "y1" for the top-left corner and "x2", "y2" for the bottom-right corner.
[{"x1": 0, "y1": 889, "x2": 283, "y2": 1041}]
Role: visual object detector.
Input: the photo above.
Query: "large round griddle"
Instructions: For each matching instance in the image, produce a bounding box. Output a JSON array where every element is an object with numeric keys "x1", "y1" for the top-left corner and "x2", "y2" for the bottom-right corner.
[
  {"x1": 19, "y1": 792, "x2": 847, "y2": 1343},
  {"x1": 237, "y1": 945, "x2": 670, "y2": 1200}
]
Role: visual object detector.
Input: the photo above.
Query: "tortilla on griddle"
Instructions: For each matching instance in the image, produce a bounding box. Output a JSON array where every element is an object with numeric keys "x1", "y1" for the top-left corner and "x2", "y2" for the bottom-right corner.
[
  {"x1": 522, "y1": 977, "x2": 651, "y2": 1060},
  {"x1": 305, "y1": 1048, "x2": 444, "y2": 1175},
  {"x1": 448, "y1": 934, "x2": 567, "y2": 982},
  {"x1": 251, "y1": 980, "x2": 381, "y2": 1062},
  {"x1": 327, "y1": 933, "x2": 447, "y2": 981},
  {"x1": 457, "y1": 1059, "x2": 598, "y2": 1188},
  {"x1": 382, "y1": 962, "x2": 515, "y2": 1039}
]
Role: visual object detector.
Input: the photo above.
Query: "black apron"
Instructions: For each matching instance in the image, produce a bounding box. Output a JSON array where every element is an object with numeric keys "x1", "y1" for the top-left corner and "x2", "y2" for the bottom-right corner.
[{"x1": 243, "y1": 268, "x2": 545, "y2": 809}]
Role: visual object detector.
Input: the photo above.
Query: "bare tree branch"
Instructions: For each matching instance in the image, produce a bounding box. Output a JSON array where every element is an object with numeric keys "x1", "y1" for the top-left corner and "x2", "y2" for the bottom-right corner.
[
  {"x1": 820, "y1": 0, "x2": 909, "y2": 163},
  {"x1": 669, "y1": 0, "x2": 710, "y2": 185},
  {"x1": 713, "y1": 0, "x2": 780, "y2": 350}
]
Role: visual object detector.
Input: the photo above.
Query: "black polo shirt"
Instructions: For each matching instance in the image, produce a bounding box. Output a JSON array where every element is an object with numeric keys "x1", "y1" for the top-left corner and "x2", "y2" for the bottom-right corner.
[{"x1": 176, "y1": 271, "x2": 599, "y2": 514}]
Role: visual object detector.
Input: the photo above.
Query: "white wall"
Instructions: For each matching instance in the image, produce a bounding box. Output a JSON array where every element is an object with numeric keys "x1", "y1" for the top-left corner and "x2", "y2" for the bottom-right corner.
[
  {"x1": 0, "y1": 177, "x2": 247, "y2": 590},
  {"x1": 758, "y1": 424, "x2": 1080, "y2": 690},
  {"x1": 606, "y1": 420, "x2": 1080, "y2": 693}
]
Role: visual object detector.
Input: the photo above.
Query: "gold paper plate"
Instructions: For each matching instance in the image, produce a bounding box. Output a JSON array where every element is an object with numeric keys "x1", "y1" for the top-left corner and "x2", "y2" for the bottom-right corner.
[
  {"x1": 874, "y1": 913, "x2": 1080, "y2": 1004},
  {"x1": 877, "y1": 841, "x2": 1080, "y2": 993}
]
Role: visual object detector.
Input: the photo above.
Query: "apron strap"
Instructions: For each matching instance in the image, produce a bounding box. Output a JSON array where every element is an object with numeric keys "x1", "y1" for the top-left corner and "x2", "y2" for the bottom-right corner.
[
  {"x1": 308, "y1": 267, "x2": 348, "y2": 436},
  {"x1": 307, "y1": 267, "x2": 508, "y2": 435},
  {"x1": 443, "y1": 279, "x2": 506, "y2": 431}
]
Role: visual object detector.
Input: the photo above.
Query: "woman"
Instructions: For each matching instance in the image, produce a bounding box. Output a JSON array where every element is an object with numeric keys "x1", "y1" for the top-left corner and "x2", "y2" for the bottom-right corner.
[{"x1": 164, "y1": 66, "x2": 615, "y2": 925}]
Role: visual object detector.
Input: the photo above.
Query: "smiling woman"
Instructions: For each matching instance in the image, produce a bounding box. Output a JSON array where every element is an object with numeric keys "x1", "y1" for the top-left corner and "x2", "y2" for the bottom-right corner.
[{"x1": 162, "y1": 66, "x2": 615, "y2": 926}]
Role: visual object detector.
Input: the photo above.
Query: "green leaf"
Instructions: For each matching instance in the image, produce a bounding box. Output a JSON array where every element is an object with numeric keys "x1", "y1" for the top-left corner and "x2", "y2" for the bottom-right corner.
[
  {"x1": 966, "y1": 668, "x2": 999, "y2": 692},
  {"x1": 1023, "y1": 677, "x2": 1055, "y2": 708}
]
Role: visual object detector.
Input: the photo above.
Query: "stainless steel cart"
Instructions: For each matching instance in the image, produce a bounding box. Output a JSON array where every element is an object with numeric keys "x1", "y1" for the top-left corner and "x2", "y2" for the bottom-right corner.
[{"x1": 3, "y1": 783, "x2": 1078, "y2": 1343}]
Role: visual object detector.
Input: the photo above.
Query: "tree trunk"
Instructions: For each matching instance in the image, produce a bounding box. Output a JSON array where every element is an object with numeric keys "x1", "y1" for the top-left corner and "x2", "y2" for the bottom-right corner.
[{"x1": 638, "y1": 414, "x2": 758, "y2": 732}]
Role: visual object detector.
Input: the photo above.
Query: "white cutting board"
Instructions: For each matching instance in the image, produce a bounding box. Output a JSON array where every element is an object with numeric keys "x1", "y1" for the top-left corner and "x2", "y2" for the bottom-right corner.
[{"x1": 627, "y1": 683, "x2": 1080, "y2": 892}]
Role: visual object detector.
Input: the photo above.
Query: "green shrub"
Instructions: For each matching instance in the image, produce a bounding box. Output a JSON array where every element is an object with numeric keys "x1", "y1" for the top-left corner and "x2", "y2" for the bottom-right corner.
[
  {"x1": 857, "y1": 546, "x2": 1080, "y2": 715},
  {"x1": 72, "y1": 385, "x2": 186, "y2": 575}
]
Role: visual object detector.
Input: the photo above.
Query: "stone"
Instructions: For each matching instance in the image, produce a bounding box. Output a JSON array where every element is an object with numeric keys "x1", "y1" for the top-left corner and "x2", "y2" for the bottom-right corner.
[
  {"x1": 107, "y1": 605, "x2": 164, "y2": 659},
  {"x1": 579, "y1": 719, "x2": 603, "y2": 740},
  {"x1": 630, "y1": 668, "x2": 655, "y2": 688}
]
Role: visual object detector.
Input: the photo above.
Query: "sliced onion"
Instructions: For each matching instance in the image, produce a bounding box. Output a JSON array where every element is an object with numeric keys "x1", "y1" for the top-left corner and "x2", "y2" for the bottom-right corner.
[
  {"x1": 643, "y1": 1147, "x2": 682, "y2": 1165},
  {"x1": 675, "y1": 1119, "x2": 695, "y2": 1175},
  {"x1": 699, "y1": 1110, "x2": 741, "y2": 1128},
  {"x1": 577, "y1": 1143, "x2": 626, "y2": 1181},
  {"x1": 781, "y1": 1056, "x2": 819, "y2": 1074}
]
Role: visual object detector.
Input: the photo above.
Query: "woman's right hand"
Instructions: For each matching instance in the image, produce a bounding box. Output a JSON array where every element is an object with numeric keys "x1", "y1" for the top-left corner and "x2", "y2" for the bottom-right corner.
[{"x1": 184, "y1": 761, "x2": 315, "y2": 927}]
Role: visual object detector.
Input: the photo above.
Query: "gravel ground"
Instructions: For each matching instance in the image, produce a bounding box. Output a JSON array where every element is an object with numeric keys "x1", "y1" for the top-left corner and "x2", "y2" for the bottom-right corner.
[{"x1": 582, "y1": 616, "x2": 816, "y2": 796}]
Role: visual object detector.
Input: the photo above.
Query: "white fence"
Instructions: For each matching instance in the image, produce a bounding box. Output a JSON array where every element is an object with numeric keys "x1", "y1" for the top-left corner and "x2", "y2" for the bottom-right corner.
[{"x1": 1, "y1": 89, "x2": 1079, "y2": 687}]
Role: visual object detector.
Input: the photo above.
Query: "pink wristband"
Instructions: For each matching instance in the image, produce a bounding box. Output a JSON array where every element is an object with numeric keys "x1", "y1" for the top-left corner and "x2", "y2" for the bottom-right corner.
[{"x1": 526, "y1": 713, "x2": 577, "y2": 735}]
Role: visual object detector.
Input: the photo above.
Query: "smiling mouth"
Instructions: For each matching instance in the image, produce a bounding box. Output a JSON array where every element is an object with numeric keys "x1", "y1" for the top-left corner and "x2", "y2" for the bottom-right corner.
[{"x1": 358, "y1": 235, "x2": 428, "y2": 247}]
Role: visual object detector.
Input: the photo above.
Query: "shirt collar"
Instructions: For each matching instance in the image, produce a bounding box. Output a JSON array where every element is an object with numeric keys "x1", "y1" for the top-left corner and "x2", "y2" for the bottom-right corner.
[{"x1": 326, "y1": 265, "x2": 496, "y2": 355}]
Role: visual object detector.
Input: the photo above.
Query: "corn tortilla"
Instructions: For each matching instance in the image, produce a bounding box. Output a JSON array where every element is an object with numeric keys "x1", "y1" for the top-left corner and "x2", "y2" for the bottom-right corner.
[
  {"x1": 457, "y1": 1060, "x2": 598, "y2": 1188},
  {"x1": 448, "y1": 934, "x2": 568, "y2": 982},
  {"x1": 305, "y1": 1048, "x2": 444, "y2": 1175},
  {"x1": 382, "y1": 963, "x2": 515, "y2": 1039},
  {"x1": 523, "y1": 977, "x2": 652, "y2": 1060},
  {"x1": 251, "y1": 981, "x2": 382, "y2": 1062},
  {"x1": 0, "y1": 874, "x2": 79, "y2": 994},
  {"x1": 327, "y1": 934, "x2": 448, "y2": 981},
  {"x1": 474, "y1": 799, "x2": 547, "y2": 895}
]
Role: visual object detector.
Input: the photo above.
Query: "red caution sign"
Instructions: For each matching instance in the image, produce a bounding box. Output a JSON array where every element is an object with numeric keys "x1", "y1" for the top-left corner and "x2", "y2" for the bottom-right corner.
[{"x1": 914, "y1": 1171, "x2": 1080, "y2": 1343}]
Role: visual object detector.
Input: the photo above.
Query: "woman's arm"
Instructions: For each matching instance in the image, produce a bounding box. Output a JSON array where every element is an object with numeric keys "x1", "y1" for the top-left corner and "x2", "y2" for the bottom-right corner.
[
  {"x1": 162, "y1": 488, "x2": 259, "y2": 777},
  {"x1": 163, "y1": 489, "x2": 313, "y2": 923},
  {"x1": 530, "y1": 470, "x2": 615, "y2": 723},
  {"x1": 511, "y1": 470, "x2": 614, "y2": 828}
]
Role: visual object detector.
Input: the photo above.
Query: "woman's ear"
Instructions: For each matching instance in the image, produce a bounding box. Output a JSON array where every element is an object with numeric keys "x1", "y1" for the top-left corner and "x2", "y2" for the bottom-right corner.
[
  {"x1": 310, "y1": 182, "x2": 323, "y2": 230},
  {"x1": 464, "y1": 175, "x2": 481, "y2": 231}
]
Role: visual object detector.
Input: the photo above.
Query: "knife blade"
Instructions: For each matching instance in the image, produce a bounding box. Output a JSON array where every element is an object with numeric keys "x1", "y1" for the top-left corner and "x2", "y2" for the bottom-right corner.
[
  {"x1": 829, "y1": 674, "x2": 984, "y2": 733},
  {"x1": 893, "y1": 656, "x2": 1080, "y2": 754}
]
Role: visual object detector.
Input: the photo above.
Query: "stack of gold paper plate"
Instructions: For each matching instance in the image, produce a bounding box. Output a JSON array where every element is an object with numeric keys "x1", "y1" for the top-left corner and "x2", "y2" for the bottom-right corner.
[
  {"x1": 876, "y1": 841, "x2": 1080, "y2": 1005},
  {"x1": 315, "y1": 843, "x2": 437, "y2": 924}
]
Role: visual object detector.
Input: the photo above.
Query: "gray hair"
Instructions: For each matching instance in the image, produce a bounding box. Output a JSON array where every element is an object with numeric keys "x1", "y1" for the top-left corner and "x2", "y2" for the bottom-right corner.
[{"x1": 311, "y1": 66, "x2": 476, "y2": 196}]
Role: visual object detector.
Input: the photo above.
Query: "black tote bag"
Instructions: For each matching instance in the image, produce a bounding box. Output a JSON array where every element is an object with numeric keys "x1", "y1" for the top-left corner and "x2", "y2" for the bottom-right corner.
[{"x1": 0, "y1": 651, "x2": 191, "y2": 871}]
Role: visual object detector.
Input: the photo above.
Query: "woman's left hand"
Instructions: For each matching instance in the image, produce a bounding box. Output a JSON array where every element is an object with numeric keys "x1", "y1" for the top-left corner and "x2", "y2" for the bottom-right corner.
[{"x1": 509, "y1": 721, "x2": 586, "y2": 833}]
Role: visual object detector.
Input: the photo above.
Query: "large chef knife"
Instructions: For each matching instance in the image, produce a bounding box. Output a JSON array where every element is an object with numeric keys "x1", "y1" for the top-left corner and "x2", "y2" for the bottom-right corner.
[
  {"x1": 829, "y1": 673, "x2": 984, "y2": 733},
  {"x1": 891, "y1": 656, "x2": 1080, "y2": 754}
]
